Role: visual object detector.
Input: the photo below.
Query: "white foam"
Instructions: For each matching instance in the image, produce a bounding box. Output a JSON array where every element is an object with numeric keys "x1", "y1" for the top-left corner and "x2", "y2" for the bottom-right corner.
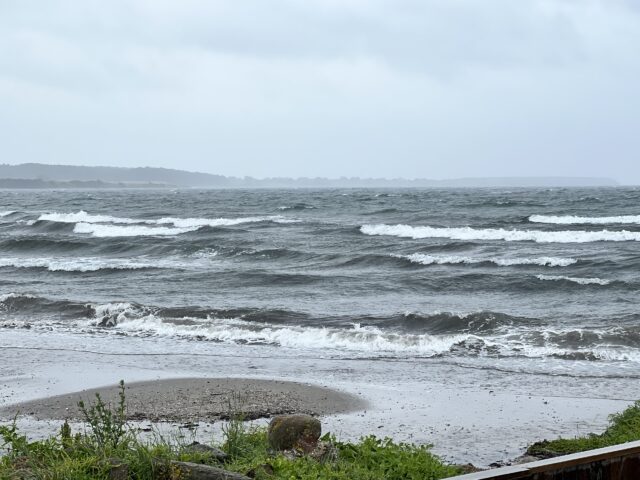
[
  {"x1": 0, "y1": 211, "x2": 15, "y2": 217},
  {"x1": 93, "y1": 312, "x2": 470, "y2": 356},
  {"x1": 535, "y1": 274, "x2": 611, "y2": 286},
  {"x1": 155, "y1": 216, "x2": 280, "y2": 228},
  {"x1": 92, "y1": 302, "x2": 143, "y2": 326},
  {"x1": 361, "y1": 224, "x2": 640, "y2": 243},
  {"x1": 0, "y1": 292, "x2": 36, "y2": 302},
  {"x1": 39, "y1": 211, "x2": 142, "y2": 224},
  {"x1": 398, "y1": 254, "x2": 576, "y2": 267},
  {"x1": 530, "y1": 214, "x2": 640, "y2": 225},
  {"x1": 73, "y1": 222, "x2": 197, "y2": 237},
  {"x1": 39, "y1": 210, "x2": 289, "y2": 231},
  {"x1": 0, "y1": 257, "x2": 157, "y2": 272}
]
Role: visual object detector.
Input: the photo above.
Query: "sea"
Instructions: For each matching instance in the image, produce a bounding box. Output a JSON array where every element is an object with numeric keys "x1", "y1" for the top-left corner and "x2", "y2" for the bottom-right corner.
[
  {"x1": 1, "y1": 187, "x2": 640, "y2": 376},
  {"x1": 1, "y1": 187, "x2": 639, "y2": 463}
]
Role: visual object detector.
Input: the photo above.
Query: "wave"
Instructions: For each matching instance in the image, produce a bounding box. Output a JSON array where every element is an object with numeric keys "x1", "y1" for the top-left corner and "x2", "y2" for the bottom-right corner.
[
  {"x1": 82, "y1": 304, "x2": 640, "y2": 362},
  {"x1": 535, "y1": 274, "x2": 611, "y2": 286},
  {"x1": 39, "y1": 211, "x2": 141, "y2": 224},
  {"x1": 0, "y1": 257, "x2": 160, "y2": 272},
  {"x1": 360, "y1": 224, "x2": 640, "y2": 243},
  {"x1": 277, "y1": 204, "x2": 315, "y2": 211},
  {"x1": 39, "y1": 210, "x2": 290, "y2": 230},
  {"x1": 73, "y1": 222, "x2": 197, "y2": 237},
  {"x1": 0, "y1": 293, "x2": 93, "y2": 319},
  {"x1": 0, "y1": 237, "x2": 93, "y2": 253},
  {"x1": 85, "y1": 305, "x2": 470, "y2": 355},
  {"x1": 155, "y1": 216, "x2": 292, "y2": 228},
  {"x1": 397, "y1": 253, "x2": 576, "y2": 267},
  {"x1": 0, "y1": 211, "x2": 15, "y2": 217},
  {"x1": 5, "y1": 295, "x2": 640, "y2": 362},
  {"x1": 530, "y1": 214, "x2": 640, "y2": 225}
]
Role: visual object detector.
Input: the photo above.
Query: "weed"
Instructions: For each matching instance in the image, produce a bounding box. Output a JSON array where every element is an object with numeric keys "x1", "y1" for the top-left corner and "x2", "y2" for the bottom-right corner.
[
  {"x1": 77, "y1": 380, "x2": 129, "y2": 449},
  {"x1": 527, "y1": 400, "x2": 640, "y2": 457},
  {"x1": 0, "y1": 382, "x2": 462, "y2": 479}
]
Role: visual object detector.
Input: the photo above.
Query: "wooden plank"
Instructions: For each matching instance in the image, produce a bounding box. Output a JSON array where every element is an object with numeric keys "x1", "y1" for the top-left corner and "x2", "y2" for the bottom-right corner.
[{"x1": 452, "y1": 440, "x2": 640, "y2": 479}]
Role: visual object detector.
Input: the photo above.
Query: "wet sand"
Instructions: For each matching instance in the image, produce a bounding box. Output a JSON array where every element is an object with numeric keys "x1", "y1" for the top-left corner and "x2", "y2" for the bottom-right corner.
[
  {"x1": 1, "y1": 330, "x2": 635, "y2": 466},
  {"x1": 0, "y1": 377, "x2": 365, "y2": 422}
]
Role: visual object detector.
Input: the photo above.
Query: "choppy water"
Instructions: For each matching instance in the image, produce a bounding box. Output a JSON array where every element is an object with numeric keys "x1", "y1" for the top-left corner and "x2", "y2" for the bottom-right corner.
[{"x1": 2, "y1": 187, "x2": 640, "y2": 378}]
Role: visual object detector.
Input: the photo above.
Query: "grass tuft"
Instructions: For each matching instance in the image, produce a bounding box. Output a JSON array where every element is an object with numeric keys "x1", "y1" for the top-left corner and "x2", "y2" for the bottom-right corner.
[
  {"x1": 0, "y1": 381, "x2": 461, "y2": 479},
  {"x1": 527, "y1": 400, "x2": 640, "y2": 458}
]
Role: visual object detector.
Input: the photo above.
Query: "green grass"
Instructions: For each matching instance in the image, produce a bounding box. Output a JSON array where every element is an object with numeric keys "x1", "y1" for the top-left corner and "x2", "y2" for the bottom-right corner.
[
  {"x1": 526, "y1": 400, "x2": 640, "y2": 458},
  {"x1": 0, "y1": 382, "x2": 462, "y2": 479}
]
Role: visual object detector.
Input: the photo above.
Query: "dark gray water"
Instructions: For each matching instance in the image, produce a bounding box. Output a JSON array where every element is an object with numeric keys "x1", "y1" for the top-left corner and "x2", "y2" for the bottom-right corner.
[{"x1": 1, "y1": 187, "x2": 640, "y2": 377}]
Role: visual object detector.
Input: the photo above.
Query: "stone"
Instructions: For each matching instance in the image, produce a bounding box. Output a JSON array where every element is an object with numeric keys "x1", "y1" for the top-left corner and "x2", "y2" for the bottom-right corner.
[
  {"x1": 168, "y1": 461, "x2": 251, "y2": 480},
  {"x1": 107, "y1": 458, "x2": 129, "y2": 480},
  {"x1": 182, "y1": 442, "x2": 228, "y2": 462},
  {"x1": 267, "y1": 414, "x2": 321, "y2": 453}
]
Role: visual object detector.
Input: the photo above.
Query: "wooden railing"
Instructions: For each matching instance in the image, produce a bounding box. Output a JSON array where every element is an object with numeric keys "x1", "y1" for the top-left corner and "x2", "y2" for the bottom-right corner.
[{"x1": 452, "y1": 441, "x2": 640, "y2": 479}]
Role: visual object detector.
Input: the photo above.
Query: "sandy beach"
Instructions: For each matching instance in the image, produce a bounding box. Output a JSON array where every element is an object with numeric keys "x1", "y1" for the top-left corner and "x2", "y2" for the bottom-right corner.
[
  {"x1": 1, "y1": 329, "x2": 635, "y2": 467},
  {"x1": 0, "y1": 377, "x2": 364, "y2": 423}
]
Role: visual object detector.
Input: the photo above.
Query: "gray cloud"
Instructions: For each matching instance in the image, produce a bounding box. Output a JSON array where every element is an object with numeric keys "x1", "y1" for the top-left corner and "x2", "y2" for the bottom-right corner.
[{"x1": 0, "y1": 0, "x2": 639, "y2": 182}]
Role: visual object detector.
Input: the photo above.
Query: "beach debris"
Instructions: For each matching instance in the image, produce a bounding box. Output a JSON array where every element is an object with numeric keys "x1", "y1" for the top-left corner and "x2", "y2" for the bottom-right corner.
[
  {"x1": 182, "y1": 441, "x2": 228, "y2": 463},
  {"x1": 267, "y1": 414, "x2": 321, "y2": 453}
]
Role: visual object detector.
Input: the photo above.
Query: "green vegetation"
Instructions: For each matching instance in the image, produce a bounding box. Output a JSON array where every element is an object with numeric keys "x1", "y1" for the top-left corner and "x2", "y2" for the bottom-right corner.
[
  {"x1": 0, "y1": 382, "x2": 461, "y2": 479},
  {"x1": 527, "y1": 400, "x2": 640, "y2": 458}
]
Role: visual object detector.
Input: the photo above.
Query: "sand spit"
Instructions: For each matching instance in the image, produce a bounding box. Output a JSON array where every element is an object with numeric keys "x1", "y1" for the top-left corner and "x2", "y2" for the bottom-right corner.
[{"x1": 0, "y1": 378, "x2": 366, "y2": 423}]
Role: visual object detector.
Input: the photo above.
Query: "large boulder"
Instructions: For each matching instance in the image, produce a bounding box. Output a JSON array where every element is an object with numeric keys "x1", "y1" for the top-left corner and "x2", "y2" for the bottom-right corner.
[{"x1": 267, "y1": 414, "x2": 321, "y2": 453}]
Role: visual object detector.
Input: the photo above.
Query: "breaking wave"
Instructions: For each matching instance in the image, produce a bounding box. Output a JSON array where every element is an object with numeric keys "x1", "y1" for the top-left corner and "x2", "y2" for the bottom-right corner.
[
  {"x1": 38, "y1": 211, "x2": 290, "y2": 234},
  {"x1": 4, "y1": 295, "x2": 640, "y2": 362},
  {"x1": 0, "y1": 257, "x2": 161, "y2": 272},
  {"x1": 397, "y1": 254, "x2": 576, "y2": 267},
  {"x1": 81, "y1": 304, "x2": 640, "y2": 361},
  {"x1": 361, "y1": 224, "x2": 640, "y2": 243},
  {"x1": 530, "y1": 214, "x2": 640, "y2": 225},
  {"x1": 535, "y1": 275, "x2": 611, "y2": 286},
  {"x1": 73, "y1": 222, "x2": 197, "y2": 237}
]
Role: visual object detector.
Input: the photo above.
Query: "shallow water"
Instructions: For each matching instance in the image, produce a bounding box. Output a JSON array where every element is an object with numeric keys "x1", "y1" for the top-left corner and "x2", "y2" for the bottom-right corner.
[{"x1": 2, "y1": 187, "x2": 640, "y2": 375}]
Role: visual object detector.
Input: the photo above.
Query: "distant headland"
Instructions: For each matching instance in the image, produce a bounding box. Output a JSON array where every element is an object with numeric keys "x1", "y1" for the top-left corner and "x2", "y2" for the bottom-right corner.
[{"x1": 0, "y1": 163, "x2": 619, "y2": 189}]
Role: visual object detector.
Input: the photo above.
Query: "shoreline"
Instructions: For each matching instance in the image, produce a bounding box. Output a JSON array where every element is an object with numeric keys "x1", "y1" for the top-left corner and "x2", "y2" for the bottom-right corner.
[
  {"x1": 0, "y1": 377, "x2": 366, "y2": 423},
  {"x1": 1, "y1": 329, "x2": 634, "y2": 467}
]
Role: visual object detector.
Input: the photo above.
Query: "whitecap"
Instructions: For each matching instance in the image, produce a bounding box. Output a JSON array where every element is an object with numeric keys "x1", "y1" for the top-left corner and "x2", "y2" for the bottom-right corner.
[
  {"x1": 530, "y1": 214, "x2": 640, "y2": 225},
  {"x1": 398, "y1": 254, "x2": 576, "y2": 267},
  {"x1": 86, "y1": 311, "x2": 470, "y2": 356},
  {"x1": 73, "y1": 222, "x2": 197, "y2": 237},
  {"x1": 0, "y1": 257, "x2": 157, "y2": 272},
  {"x1": 39, "y1": 210, "x2": 289, "y2": 229},
  {"x1": 361, "y1": 224, "x2": 640, "y2": 243},
  {"x1": 535, "y1": 274, "x2": 611, "y2": 286},
  {"x1": 39, "y1": 211, "x2": 142, "y2": 224}
]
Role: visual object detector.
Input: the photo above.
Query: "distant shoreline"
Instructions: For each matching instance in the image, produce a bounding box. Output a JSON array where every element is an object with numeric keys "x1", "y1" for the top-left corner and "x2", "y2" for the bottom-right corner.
[
  {"x1": 0, "y1": 178, "x2": 626, "y2": 190},
  {"x1": 0, "y1": 163, "x2": 620, "y2": 188}
]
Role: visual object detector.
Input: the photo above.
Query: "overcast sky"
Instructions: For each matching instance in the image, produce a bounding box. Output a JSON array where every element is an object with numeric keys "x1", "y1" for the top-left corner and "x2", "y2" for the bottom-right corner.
[{"x1": 1, "y1": 1, "x2": 638, "y2": 182}]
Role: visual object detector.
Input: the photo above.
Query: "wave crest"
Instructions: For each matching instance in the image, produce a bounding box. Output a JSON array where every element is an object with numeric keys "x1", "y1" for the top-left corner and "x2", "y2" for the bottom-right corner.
[
  {"x1": 397, "y1": 253, "x2": 576, "y2": 267},
  {"x1": 361, "y1": 224, "x2": 640, "y2": 243},
  {"x1": 535, "y1": 274, "x2": 611, "y2": 286},
  {"x1": 530, "y1": 214, "x2": 640, "y2": 225},
  {"x1": 37, "y1": 211, "x2": 290, "y2": 237}
]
